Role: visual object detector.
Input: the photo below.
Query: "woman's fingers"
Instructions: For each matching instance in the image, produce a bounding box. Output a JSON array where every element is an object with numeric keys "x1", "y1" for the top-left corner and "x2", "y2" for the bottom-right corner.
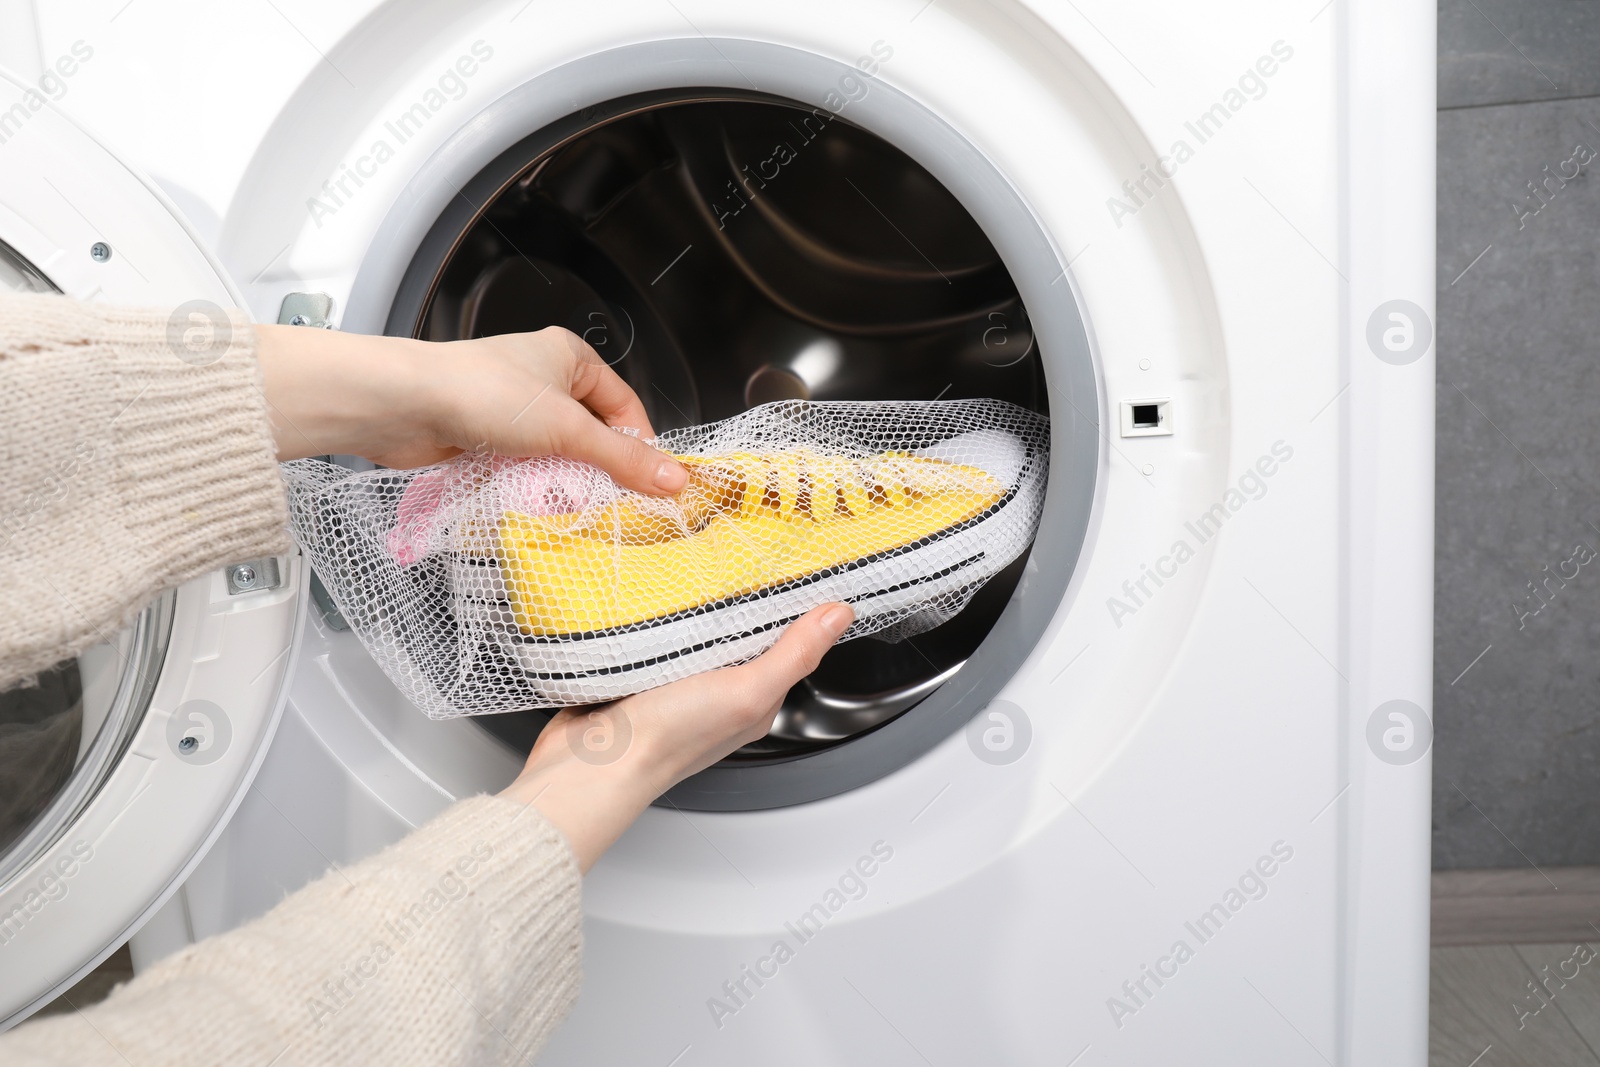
[
  {"x1": 546, "y1": 394, "x2": 687, "y2": 495},
  {"x1": 524, "y1": 329, "x2": 682, "y2": 494},
  {"x1": 612, "y1": 603, "x2": 856, "y2": 787},
  {"x1": 727, "y1": 604, "x2": 855, "y2": 717},
  {"x1": 556, "y1": 329, "x2": 659, "y2": 439},
  {"x1": 501, "y1": 604, "x2": 856, "y2": 874}
]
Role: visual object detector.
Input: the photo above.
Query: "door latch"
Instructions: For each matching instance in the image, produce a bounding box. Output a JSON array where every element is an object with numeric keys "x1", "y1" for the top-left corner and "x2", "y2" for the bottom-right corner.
[{"x1": 277, "y1": 292, "x2": 337, "y2": 329}]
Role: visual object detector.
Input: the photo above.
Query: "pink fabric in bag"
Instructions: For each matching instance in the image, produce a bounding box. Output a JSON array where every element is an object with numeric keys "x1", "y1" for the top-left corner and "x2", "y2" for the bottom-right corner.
[{"x1": 384, "y1": 454, "x2": 603, "y2": 566}]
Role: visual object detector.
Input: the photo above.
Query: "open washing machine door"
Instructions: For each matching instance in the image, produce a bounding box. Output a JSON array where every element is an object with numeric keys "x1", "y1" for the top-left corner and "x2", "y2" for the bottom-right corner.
[{"x1": 0, "y1": 71, "x2": 302, "y2": 1026}]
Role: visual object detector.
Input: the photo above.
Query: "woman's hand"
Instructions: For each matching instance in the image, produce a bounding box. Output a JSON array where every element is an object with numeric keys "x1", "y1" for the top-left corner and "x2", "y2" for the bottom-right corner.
[
  {"x1": 255, "y1": 325, "x2": 688, "y2": 494},
  {"x1": 259, "y1": 321, "x2": 839, "y2": 870},
  {"x1": 500, "y1": 603, "x2": 854, "y2": 872}
]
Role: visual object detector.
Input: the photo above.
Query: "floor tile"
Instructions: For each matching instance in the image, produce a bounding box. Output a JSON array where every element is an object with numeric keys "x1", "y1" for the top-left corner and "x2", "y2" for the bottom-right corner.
[
  {"x1": 1431, "y1": 945, "x2": 1599, "y2": 1066},
  {"x1": 34, "y1": 944, "x2": 131, "y2": 1018},
  {"x1": 1514, "y1": 943, "x2": 1600, "y2": 1057}
]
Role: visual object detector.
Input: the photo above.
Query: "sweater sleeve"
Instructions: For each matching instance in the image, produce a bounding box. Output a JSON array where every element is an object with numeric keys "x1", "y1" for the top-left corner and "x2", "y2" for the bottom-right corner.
[
  {"x1": 0, "y1": 291, "x2": 290, "y2": 688},
  {"x1": 0, "y1": 794, "x2": 584, "y2": 1066},
  {"x1": 0, "y1": 296, "x2": 588, "y2": 1060}
]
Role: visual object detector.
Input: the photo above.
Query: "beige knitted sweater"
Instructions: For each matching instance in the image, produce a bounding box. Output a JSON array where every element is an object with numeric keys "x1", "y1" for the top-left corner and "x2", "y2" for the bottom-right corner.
[{"x1": 0, "y1": 293, "x2": 583, "y2": 1064}]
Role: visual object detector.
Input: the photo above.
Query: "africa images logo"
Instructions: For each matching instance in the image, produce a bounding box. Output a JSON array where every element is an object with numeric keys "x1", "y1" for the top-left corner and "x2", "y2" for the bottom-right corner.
[
  {"x1": 1105, "y1": 40, "x2": 1294, "y2": 229},
  {"x1": 1106, "y1": 442, "x2": 1294, "y2": 628},
  {"x1": 708, "y1": 40, "x2": 894, "y2": 230},
  {"x1": 305, "y1": 842, "x2": 495, "y2": 1030},
  {"x1": 306, "y1": 41, "x2": 495, "y2": 227},
  {"x1": 1106, "y1": 841, "x2": 1294, "y2": 1029},
  {"x1": 0, "y1": 41, "x2": 94, "y2": 146},
  {"x1": 706, "y1": 841, "x2": 895, "y2": 1030},
  {"x1": 0, "y1": 841, "x2": 93, "y2": 946}
]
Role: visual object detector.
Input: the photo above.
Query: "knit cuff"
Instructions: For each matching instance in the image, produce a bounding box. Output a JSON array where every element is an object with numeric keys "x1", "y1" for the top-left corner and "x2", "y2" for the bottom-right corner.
[
  {"x1": 0, "y1": 794, "x2": 584, "y2": 1067},
  {"x1": 375, "y1": 794, "x2": 585, "y2": 1051},
  {"x1": 95, "y1": 302, "x2": 291, "y2": 588}
]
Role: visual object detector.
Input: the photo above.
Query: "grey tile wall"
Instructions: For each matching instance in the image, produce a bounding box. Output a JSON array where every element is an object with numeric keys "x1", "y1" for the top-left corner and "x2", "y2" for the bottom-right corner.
[
  {"x1": 1441, "y1": 0, "x2": 1600, "y2": 109},
  {"x1": 1434, "y1": 0, "x2": 1600, "y2": 868}
]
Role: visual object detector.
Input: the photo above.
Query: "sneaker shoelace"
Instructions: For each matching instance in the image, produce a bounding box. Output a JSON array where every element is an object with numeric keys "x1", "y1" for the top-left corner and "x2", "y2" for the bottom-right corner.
[{"x1": 667, "y1": 449, "x2": 1002, "y2": 537}]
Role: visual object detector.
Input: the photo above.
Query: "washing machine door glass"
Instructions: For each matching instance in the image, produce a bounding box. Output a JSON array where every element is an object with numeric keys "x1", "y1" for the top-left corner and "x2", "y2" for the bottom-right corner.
[
  {"x1": 0, "y1": 239, "x2": 53, "y2": 294},
  {"x1": 0, "y1": 238, "x2": 174, "y2": 886},
  {"x1": 0, "y1": 598, "x2": 173, "y2": 886}
]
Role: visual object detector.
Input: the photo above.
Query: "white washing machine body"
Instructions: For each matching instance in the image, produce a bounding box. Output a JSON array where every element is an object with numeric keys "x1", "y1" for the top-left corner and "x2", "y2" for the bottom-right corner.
[{"x1": 31, "y1": 1, "x2": 1433, "y2": 1063}]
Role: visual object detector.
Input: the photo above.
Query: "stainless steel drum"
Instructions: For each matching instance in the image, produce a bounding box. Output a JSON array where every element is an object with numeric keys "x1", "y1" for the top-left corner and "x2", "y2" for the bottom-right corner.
[{"x1": 385, "y1": 91, "x2": 1049, "y2": 789}]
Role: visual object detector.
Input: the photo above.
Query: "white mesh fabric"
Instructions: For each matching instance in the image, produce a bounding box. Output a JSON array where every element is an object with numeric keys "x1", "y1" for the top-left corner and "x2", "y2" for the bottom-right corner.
[{"x1": 282, "y1": 399, "x2": 1049, "y2": 718}]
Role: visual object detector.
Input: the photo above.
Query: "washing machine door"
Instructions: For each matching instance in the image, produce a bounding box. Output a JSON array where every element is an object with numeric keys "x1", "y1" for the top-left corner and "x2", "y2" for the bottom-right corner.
[{"x1": 0, "y1": 71, "x2": 302, "y2": 1025}]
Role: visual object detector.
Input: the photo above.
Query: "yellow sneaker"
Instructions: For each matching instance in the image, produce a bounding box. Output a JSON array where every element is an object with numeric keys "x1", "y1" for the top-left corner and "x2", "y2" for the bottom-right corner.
[{"x1": 496, "y1": 446, "x2": 1009, "y2": 637}]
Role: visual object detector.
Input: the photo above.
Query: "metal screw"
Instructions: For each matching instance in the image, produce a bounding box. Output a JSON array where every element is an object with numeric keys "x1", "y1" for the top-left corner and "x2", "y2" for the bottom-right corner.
[
  {"x1": 178, "y1": 736, "x2": 198, "y2": 754},
  {"x1": 231, "y1": 564, "x2": 258, "y2": 589},
  {"x1": 288, "y1": 314, "x2": 310, "y2": 326},
  {"x1": 89, "y1": 242, "x2": 112, "y2": 262}
]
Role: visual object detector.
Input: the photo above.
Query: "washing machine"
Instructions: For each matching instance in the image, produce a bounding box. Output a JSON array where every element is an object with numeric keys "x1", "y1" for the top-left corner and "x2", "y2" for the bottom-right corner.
[{"x1": 3, "y1": 0, "x2": 1434, "y2": 1062}]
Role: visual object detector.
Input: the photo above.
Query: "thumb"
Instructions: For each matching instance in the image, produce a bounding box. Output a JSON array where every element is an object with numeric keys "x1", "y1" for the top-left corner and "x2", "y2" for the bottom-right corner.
[
  {"x1": 738, "y1": 603, "x2": 855, "y2": 700},
  {"x1": 549, "y1": 396, "x2": 687, "y2": 495}
]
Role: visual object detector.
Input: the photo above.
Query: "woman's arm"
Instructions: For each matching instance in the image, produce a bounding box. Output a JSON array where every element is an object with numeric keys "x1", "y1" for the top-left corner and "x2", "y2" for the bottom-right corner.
[
  {"x1": 0, "y1": 292, "x2": 687, "y2": 688},
  {"x1": 1, "y1": 604, "x2": 846, "y2": 1066},
  {"x1": 0, "y1": 293, "x2": 289, "y2": 685},
  {"x1": 2, "y1": 601, "x2": 844, "y2": 1065},
  {"x1": 252, "y1": 322, "x2": 689, "y2": 492},
  {"x1": 3, "y1": 792, "x2": 584, "y2": 1066},
  {"x1": 0, "y1": 292, "x2": 847, "y2": 1064}
]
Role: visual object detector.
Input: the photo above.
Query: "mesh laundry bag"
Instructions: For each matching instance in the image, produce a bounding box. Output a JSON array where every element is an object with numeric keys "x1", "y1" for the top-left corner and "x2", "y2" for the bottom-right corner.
[{"x1": 281, "y1": 399, "x2": 1049, "y2": 718}]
